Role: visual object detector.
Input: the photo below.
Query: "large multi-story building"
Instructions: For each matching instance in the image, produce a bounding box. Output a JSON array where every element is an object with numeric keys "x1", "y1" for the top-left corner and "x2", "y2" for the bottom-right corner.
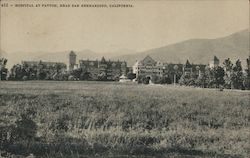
[
  {"x1": 69, "y1": 52, "x2": 127, "y2": 81},
  {"x1": 133, "y1": 56, "x2": 206, "y2": 82},
  {"x1": 22, "y1": 61, "x2": 67, "y2": 71},
  {"x1": 133, "y1": 55, "x2": 164, "y2": 80},
  {"x1": 182, "y1": 60, "x2": 206, "y2": 76}
]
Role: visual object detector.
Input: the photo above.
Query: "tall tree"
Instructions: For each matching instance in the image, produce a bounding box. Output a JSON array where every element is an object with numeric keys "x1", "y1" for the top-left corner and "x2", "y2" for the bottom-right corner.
[
  {"x1": 243, "y1": 56, "x2": 250, "y2": 90},
  {"x1": 0, "y1": 58, "x2": 8, "y2": 80},
  {"x1": 223, "y1": 58, "x2": 234, "y2": 89},
  {"x1": 213, "y1": 66, "x2": 225, "y2": 88},
  {"x1": 204, "y1": 66, "x2": 214, "y2": 88},
  {"x1": 231, "y1": 60, "x2": 244, "y2": 89}
]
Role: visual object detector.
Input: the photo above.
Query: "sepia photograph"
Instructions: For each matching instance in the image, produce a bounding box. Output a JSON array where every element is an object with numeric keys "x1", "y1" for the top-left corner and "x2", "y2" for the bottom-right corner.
[{"x1": 0, "y1": 0, "x2": 249, "y2": 157}]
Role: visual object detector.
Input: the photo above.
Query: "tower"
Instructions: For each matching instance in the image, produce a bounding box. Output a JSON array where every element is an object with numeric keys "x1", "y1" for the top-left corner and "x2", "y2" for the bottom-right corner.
[{"x1": 69, "y1": 51, "x2": 76, "y2": 71}]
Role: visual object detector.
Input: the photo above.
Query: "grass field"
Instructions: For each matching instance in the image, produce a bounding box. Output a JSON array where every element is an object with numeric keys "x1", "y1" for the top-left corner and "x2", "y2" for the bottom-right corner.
[{"x1": 0, "y1": 81, "x2": 249, "y2": 158}]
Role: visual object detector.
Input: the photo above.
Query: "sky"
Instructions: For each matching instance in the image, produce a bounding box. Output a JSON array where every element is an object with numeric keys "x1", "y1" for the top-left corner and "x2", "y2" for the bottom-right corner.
[{"x1": 0, "y1": 0, "x2": 249, "y2": 55}]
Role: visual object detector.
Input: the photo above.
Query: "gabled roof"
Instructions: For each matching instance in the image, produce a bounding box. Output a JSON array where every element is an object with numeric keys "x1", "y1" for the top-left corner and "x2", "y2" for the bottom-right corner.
[
  {"x1": 184, "y1": 60, "x2": 192, "y2": 68},
  {"x1": 100, "y1": 57, "x2": 106, "y2": 63},
  {"x1": 141, "y1": 55, "x2": 156, "y2": 65}
]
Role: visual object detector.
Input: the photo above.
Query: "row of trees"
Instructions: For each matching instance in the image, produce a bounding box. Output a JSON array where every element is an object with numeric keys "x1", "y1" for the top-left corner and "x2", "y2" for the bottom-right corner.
[
  {"x1": 8, "y1": 63, "x2": 68, "y2": 81},
  {"x1": 7, "y1": 62, "x2": 133, "y2": 81},
  {"x1": 2, "y1": 57, "x2": 250, "y2": 90},
  {"x1": 179, "y1": 58, "x2": 250, "y2": 90}
]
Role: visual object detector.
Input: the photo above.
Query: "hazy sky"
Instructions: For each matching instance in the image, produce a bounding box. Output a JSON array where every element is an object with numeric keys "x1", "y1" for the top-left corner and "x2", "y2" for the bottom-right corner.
[{"x1": 0, "y1": 0, "x2": 249, "y2": 54}]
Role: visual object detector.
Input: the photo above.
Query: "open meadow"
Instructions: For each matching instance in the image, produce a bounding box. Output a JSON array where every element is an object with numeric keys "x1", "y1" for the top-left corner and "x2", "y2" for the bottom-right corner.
[{"x1": 0, "y1": 81, "x2": 249, "y2": 158}]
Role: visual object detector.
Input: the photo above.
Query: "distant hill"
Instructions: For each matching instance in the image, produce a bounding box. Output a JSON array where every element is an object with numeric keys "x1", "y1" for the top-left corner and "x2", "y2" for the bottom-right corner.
[
  {"x1": 113, "y1": 29, "x2": 250, "y2": 66},
  {"x1": 4, "y1": 49, "x2": 136, "y2": 68},
  {"x1": 2, "y1": 29, "x2": 249, "y2": 68},
  {"x1": 2, "y1": 50, "x2": 99, "y2": 69},
  {"x1": 32, "y1": 49, "x2": 136, "y2": 63},
  {"x1": 33, "y1": 49, "x2": 101, "y2": 63}
]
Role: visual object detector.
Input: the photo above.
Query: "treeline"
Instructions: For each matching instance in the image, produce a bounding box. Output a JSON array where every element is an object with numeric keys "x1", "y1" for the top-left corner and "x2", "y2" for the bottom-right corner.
[
  {"x1": 178, "y1": 58, "x2": 250, "y2": 90},
  {"x1": 1, "y1": 57, "x2": 250, "y2": 90},
  {"x1": 136, "y1": 57, "x2": 250, "y2": 90},
  {"x1": 5, "y1": 61, "x2": 134, "y2": 81},
  {"x1": 8, "y1": 62, "x2": 68, "y2": 81}
]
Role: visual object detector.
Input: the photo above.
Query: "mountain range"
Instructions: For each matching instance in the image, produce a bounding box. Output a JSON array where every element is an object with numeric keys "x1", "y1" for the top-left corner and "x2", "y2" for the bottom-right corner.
[
  {"x1": 1, "y1": 29, "x2": 249, "y2": 68},
  {"x1": 112, "y1": 29, "x2": 249, "y2": 66}
]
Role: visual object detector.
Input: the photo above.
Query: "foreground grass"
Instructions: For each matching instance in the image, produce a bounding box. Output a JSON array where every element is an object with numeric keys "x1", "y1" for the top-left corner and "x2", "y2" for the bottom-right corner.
[{"x1": 0, "y1": 81, "x2": 249, "y2": 158}]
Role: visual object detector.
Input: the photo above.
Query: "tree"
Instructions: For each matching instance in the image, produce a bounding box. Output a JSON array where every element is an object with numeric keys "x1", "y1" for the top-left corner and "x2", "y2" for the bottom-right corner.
[
  {"x1": 70, "y1": 68, "x2": 82, "y2": 80},
  {"x1": 37, "y1": 69, "x2": 47, "y2": 80},
  {"x1": 173, "y1": 65, "x2": 179, "y2": 85},
  {"x1": 80, "y1": 72, "x2": 91, "y2": 80},
  {"x1": 195, "y1": 73, "x2": 205, "y2": 87},
  {"x1": 161, "y1": 75, "x2": 172, "y2": 84},
  {"x1": 98, "y1": 71, "x2": 107, "y2": 81},
  {"x1": 142, "y1": 76, "x2": 150, "y2": 84},
  {"x1": 213, "y1": 66, "x2": 225, "y2": 88},
  {"x1": 179, "y1": 74, "x2": 189, "y2": 86},
  {"x1": 231, "y1": 60, "x2": 244, "y2": 89},
  {"x1": 204, "y1": 66, "x2": 215, "y2": 88},
  {"x1": 0, "y1": 58, "x2": 8, "y2": 80},
  {"x1": 179, "y1": 72, "x2": 196, "y2": 86},
  {"x1": 9, "y1": 64, "x2": 23, "y2": 80},
  {"x1": 127, "y1": 72, "x2": 136, "y2": 80},
  {"x1": 223, "y1": 58, "x2": 233, "y2": 72},
  {"x1": 223, "y1": 58, "x2": 234, "y2": 89},
  {"x1": 151, "y1": 75, "x2": 162, "y2": 84},
  {"x1": 36, "y1": 62, "x2": 47, "y2": 80},
  {"x1": 243, "y1": 56, "x2": 250, "y2": 90},
  {"x1": 223, "y1": 59, "x2": 244, "y2": 89}
]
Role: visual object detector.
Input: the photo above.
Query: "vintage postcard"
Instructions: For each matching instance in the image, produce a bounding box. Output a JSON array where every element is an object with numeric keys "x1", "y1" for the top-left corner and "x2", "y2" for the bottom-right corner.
[{"x1": 0, "y1": 0, "x2": 249, "y2": 157}]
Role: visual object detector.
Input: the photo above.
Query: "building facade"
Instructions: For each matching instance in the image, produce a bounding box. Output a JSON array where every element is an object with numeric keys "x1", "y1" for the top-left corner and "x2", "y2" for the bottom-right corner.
[
  {"x1": 133, "y1": 55, "x2": 206, "y2": 83},
  {"x1": 22, "y1": 61, "x2": 67, "y2": 71},
  {"x1": 183, "y1": 60, "x2": 206, "y2": 76},
  {"x1": 78, "y1": 56, "x2": 127, "y2": 81},
  {"x1": 133, "y1": 56, "x2": 164, "y2": 80}
]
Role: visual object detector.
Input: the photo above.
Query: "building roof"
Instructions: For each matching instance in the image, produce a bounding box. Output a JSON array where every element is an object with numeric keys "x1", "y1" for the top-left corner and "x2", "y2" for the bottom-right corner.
[
  {"x1": 184, "y1": 60, "x2": 192, "y2": 68},
  {"x1": 100, "y1": 57, "x2": 106, "y2": 63},
  {"x1": 79, "y1": 58, "x2": 127, "y2": 69},
  {"x1": 134, "y1": 55, "x2": 157, "y2": 66},
  {"x1": 21, "y1": 61, "x2": 67, "y2": 68},
  {"x1": 69, "y1": 51, "x2": 76, "y2": 56}
]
